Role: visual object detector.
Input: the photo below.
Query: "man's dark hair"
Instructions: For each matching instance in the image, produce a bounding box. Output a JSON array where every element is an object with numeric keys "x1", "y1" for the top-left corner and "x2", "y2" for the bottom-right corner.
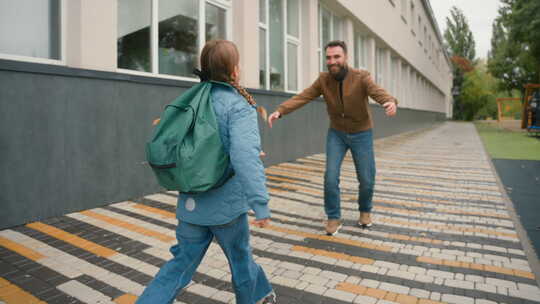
[{"x1": 325, "y1": 40, "x2": 347, "y2": 54}]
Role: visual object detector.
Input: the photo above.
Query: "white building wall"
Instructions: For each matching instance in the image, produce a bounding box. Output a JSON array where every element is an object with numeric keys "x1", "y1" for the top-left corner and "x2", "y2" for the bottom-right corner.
[
  {"x1": 1, "y1": 0, "x2": 452, "y2": 116},
  {"x1": 66, "y1": 0, "x2": 117, "y2": 72}
]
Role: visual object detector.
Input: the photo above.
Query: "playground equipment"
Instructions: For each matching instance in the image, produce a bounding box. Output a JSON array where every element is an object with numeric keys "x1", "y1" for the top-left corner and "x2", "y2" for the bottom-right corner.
[
  {"x1": 521, "y1": 84, "x2": 540, "y2": 136},
  {"x1": 496, "y1": 97, "x2": 521, "y2": 122}
]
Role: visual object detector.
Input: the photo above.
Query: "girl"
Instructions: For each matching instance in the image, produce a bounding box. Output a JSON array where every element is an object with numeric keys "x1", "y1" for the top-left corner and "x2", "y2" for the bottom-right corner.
[{"x1": 136, "y1": 40, "x2": 276, "y2": 304}]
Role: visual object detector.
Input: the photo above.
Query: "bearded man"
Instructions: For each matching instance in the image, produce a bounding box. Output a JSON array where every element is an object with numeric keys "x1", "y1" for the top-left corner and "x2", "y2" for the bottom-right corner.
[{"x1": 268, "y1": 40, "x2": 398, "y2": 236}]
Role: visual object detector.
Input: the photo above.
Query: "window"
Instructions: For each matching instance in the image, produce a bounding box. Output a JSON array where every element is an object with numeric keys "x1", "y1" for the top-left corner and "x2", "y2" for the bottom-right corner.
[
  {"x1": 418, "y1": 16, "x2": 422, "y2": 37},
  {"x1": 354, "y1": 33, "x2": 367, "y2": 69},
  {"x1": 424, "y1": 26, "x2": 427, "y2": 49},
  {"x1": 259, "y1": 0, "x2": 300, "y2": 92},
  {"x1": 400, "y1": 0, "x2": 407, "y2": 19},
  {"x1": 375, "y1": 47, "x2": 385, "y2": 85},
  {"x1": 117, "y1": 0, "x2": 231, "y2": 79},
  {"x1": 286, "y1": 0, "x2": 300, "y2": 92},
  {"x1": 410, "y1": 1, "x2": 415, "y2": 30},
  {"x1": 0, "y1": 0, "x2": 64, "y2": 63},
  {"x1": 319, "y1": 5, "x2": 343, "y2": 71},
  {"x1": 401, "y1": 62, "x2": 408, "y2": 106},
  {"x1": 390, "y1": 56, "x2": 399, "y2": 95}
]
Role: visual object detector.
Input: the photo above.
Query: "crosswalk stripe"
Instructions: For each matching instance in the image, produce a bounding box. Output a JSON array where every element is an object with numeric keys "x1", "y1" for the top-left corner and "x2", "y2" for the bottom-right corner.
[
  {"x1": 0, "y1": 277, "x2": 46, "y2": 304},
  {"x1": 81, "y1": 210, "x2": 175, "y2": 243},
  {"x1": 0, "y1": 237, "x2": 44, "y2": 261},
  {"x1": 26, "y1": 222, "x2": 117, "y2": 258}
]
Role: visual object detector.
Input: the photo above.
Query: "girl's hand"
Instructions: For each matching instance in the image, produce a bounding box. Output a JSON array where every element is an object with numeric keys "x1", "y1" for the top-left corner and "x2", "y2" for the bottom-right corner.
[{"x1": 252, "y1": 218, "x2": 271, "y2": 228}]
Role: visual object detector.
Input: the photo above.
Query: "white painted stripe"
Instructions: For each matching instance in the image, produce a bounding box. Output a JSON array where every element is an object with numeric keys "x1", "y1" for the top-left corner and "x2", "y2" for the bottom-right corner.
[
  {"x1": 67, "y1": 212, "x2": 173, "y2": 250},
  {"x1": 145, "y1": 193, "x2": 178, "y2": 206},
  {"x1": 111, "y1": 201, "x2": 178, "y2": 225},
  {"x1": 0, "y1": 229, "x2": 146, "y2": 296},
  {"x1": 91, "y1": 207, "x2": 175, "y2": 237},
  {"x1": 57, "y1": 280, "x2": 115, "y2": 304}
]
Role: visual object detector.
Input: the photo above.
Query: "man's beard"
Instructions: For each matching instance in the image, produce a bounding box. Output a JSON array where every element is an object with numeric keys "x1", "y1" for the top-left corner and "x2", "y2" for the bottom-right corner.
[{"x1": 327, "y1": 63, "x2": 347, "y2": 80}]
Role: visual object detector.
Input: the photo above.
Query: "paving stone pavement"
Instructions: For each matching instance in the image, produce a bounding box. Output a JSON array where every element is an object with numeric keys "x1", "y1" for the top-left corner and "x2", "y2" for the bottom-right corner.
[{"x1": 1, "y1": 122, "x2": 540, "y2": 304}]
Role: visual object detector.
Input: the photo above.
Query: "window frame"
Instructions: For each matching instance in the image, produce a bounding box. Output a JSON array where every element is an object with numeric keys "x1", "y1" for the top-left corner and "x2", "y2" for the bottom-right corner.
[
  {"x1": 117, "y1": 0, "x2": 232, "y2": 82},
  {"x1": 258, "y1": 0, "x2": 301, "y2": 93},
  {"x1": 354, "y1": 32, "x2": 368, "y2": 70},
  {"x1": 284, "y1": 0, "x2": 301, "y2": 93},
  {"x1": 0, "y1": 0, "x2": 67, "y2": 66},
  {"x1": 318, "y1": 3, "x2": 344, "y2": 72},
  {"x1": 400, "y1": 0, "x2": 408, "y2": 24},
  {"x1": 375, "y1": 47, "x2": 385, "y2": 85},
  {"x1": 410, "y1": 1, "x2": 415, "y2": 32}
]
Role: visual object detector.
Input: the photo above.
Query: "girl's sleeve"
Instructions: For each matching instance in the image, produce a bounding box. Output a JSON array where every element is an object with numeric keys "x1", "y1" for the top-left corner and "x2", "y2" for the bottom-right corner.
[{"x1": 228, "y1": 100, "x2": 270, "y2": 220}]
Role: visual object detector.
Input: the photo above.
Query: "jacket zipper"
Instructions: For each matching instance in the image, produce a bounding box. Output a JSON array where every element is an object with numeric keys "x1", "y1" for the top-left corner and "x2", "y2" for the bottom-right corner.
[{"x1": 339, "y1": 81, "x2": 345, "y2": 118}]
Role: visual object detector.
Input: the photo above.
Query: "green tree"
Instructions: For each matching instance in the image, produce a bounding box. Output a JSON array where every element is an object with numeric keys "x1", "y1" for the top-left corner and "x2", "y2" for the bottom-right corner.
[
  {"x1": 488, "y1": 0, "x2": 539, "y2": 93},
  {"x1": 460, "y1": 63, "x2": 497, "y2": 121},
  {"x1": 506, "y1": 0, "x2": 540, "y2": 77},
  {"x1": 443, "y1": 6, "x2": 477, "y2": 120},
  {"x1": 444, "y1": 6, "x2": 476, "y2": 61}
]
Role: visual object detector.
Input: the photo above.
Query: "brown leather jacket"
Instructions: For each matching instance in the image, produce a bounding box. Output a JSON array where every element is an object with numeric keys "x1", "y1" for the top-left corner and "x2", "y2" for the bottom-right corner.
[{"x1": 276, "y1": 68, "x2": 398, "y2": 133}]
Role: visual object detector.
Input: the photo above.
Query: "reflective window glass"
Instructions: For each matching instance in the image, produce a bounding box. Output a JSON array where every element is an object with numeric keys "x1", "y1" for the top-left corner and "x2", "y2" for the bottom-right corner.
[
  {"x1": 118, "y1": 0, "x2": 151, "y2": 72},
  {"x1": 0, "y1": 0, "x2": 61, "y2": 60},
  {"x1": 158, "y1": 0, "x2": 199, "y2": 77}
]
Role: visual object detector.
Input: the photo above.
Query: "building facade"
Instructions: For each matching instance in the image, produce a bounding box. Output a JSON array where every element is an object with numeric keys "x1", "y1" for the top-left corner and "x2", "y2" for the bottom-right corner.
[{"x1": 0, "y1": 0, "x2": 452, "y2": 228}]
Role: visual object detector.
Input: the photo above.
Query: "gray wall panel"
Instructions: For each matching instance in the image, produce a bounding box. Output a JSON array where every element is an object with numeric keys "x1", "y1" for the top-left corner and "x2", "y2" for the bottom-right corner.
[{"x1": 0, "y1": 66, "x2": 444, "y2": 229}]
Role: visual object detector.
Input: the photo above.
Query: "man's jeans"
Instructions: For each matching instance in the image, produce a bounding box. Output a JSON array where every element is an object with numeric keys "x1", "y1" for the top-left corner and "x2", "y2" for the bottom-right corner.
[
  {"x1": 136, "y1": 214, "x2": 272, "y2": 304},
  {"x1": 324, "y1": 128, "x2": 376, "y2": 219}
]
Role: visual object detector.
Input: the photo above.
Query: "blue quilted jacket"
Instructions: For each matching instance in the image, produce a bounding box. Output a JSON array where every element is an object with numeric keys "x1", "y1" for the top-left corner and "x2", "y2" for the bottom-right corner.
[{"x1": 176, "y1": 83, "x2": 270, "y2": 225}]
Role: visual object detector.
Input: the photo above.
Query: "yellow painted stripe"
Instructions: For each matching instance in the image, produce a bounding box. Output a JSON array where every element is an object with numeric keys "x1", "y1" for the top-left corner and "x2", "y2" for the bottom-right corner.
[
  {"x1": 417, "y1": 256, "x2": 536, "y2": 280},
  {"x1": 278, "y1": 163, "x2": 323, "y2": 173},
  {"x1": 81, "y1": 210, "x2": 175, "y2": 243},
  {"x1": 114, "y1": 293, "x2": 138, "y2": 304},
  {"x1": 336, "y1": 282, "x2": 444, "y2": 304},
  {"x1": 266, "y1": 225, "x2": 392, "y2": 252},
  {"x1": 272, "y1": 178, "x2": 506, "y2": 220},
  {"x1": 374, "y1": 198, "x2": 425, "y2": 208},
  {"x1": 27, "y1": 222, "x2": 117, "y2": 258},
  {"x1": 266, "y1": 175, "x2": 303, "y2": 184},
  {"x1": 266, "y1": 196, "x2": 446, "y2": 246},
  {"x1": 270, "y1": 172, "x2": 505, "y2": 220},
  {"x1": 268, "y1": 187, "x2": 288, "y2": 194},
  {"x1": 265, "y1": 168, "x2": 314, "y2": 180},
  {"x1": 0, "y1": 277, "x2": 46, "y2": 304},
  {"x1": 379, "y1": 218, "x2": 517, "y2": 238},
  {"x1": 268, "y1": 183, "x2": 322, "y2": 196},
  {"x1": 292, "y1": 245, "x2": 374, "y2": 265},
  {"x1": 0, "y1": 237, "x2": 44, "y2": 261},
  {"x1": 386, "y1": 233, "x2": 443, "y2": 245},
  {"x1": 131, "y1": 203, "x2": 176, "y2": 219},
  {"x1": 435, "y1": 208, "x2": 509, "y2": 219},
  {"x1": 380, "y1": 176, "x2": 498, "y2": 191}
]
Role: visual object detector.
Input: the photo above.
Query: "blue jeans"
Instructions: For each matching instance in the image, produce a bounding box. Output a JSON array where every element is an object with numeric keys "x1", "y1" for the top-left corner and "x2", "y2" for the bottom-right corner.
[
  {"x1": 324, "y1": 128, "x2": 376, "y2": 219},
  {"x1": 136, "y1": 214, "x2": 272, "y2": 304}
]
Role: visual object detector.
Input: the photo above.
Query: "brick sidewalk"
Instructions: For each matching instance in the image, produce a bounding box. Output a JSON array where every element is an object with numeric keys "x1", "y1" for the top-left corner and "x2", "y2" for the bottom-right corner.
[{"x1": 1, "y1": 122, "x2": 539, "y2": 304}]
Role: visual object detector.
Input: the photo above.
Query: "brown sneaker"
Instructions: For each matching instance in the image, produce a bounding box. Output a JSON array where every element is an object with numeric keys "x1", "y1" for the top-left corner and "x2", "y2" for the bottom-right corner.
[
  {"x1": 257, "y1": 291, "x2": 276, "y2": 304},
  {"x1": 325, "y1": 219, "x2": 343, "y2": 236},
  {"x1": 358, "y1": 212, "x2": 373, "y2": 228}
]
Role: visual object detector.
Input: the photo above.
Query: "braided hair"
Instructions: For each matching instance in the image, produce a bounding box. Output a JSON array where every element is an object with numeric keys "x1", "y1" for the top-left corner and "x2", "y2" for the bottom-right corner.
[{"x1": 200, "y1": 40, "x2": 267, "y2": 121}]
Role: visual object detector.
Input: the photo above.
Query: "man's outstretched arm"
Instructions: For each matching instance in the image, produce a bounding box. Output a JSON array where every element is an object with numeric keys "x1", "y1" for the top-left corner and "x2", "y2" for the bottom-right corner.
[
  {"x1": 269, "y1": 76, "x2": 323, "y2": 128},
  {"x1": 363, "y1": 72, "x2": 398, "y2": 117}
]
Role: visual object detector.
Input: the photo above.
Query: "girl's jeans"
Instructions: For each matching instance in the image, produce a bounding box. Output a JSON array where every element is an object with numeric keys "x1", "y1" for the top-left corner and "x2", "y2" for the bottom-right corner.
[{"x1": 136, "y1": 213, "x2": 272, "y2": 304}]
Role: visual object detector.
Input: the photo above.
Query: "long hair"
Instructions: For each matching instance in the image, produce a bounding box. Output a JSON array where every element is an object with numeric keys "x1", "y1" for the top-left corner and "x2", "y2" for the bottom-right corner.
[{"x1": 200, "y1": 40, "x2": 267, "y2": 120}]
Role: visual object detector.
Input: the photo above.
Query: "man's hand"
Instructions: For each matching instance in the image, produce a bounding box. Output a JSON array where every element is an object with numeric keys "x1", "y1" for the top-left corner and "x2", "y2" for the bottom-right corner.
[
  {"x1": 383, "y1": 102, "x2": 397, "y2": 117},
  {"x1": 252, "y1": 218, "x2": 271, "y2": 228},
  {"x1": 268, "y1": 111, "x2": 281, "y2": 128}
]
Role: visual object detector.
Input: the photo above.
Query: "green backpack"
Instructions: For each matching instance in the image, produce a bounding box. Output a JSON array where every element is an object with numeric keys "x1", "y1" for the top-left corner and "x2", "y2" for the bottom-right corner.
[{"x1": 146, "y1": 81, "x2": 233, "y2": 193}]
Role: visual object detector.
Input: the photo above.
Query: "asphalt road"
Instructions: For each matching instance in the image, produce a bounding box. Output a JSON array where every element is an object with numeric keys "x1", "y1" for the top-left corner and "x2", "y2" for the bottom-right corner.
[{"x1": 493, "y1": 159, "x2": 540, "y2": 259}]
